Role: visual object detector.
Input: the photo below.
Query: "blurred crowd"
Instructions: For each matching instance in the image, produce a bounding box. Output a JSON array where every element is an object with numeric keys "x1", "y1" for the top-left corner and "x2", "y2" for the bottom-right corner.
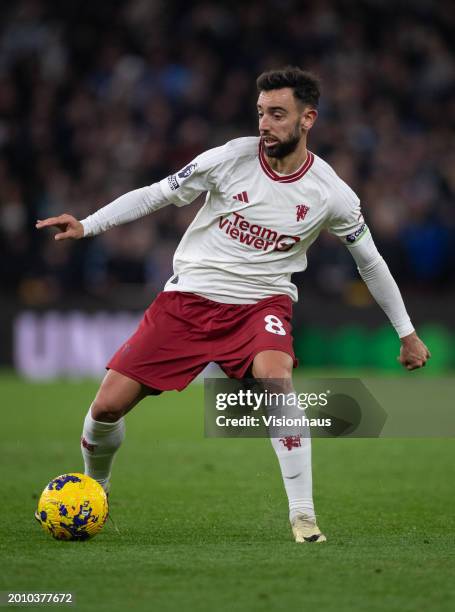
[{"x1": 0, "y1": 0, "x2": 454, "y2": 306}]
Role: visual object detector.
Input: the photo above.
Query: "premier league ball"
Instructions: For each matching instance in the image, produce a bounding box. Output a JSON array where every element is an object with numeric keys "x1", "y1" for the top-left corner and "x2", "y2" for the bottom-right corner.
[{"x1": 35, "y1": 473, "x2": 108, "y2": 541}]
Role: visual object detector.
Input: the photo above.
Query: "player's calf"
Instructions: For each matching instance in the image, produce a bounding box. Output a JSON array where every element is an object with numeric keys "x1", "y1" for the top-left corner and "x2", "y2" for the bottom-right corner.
[
  {"x1": 252, "y1": 350, "x2": 322, "y2": 541},
  {"x1": 81, "y1": 370, "x2": 147, "y2": 491},
  {"x1": 81, "y1": 408, "x2": 125, "y2": 492}
]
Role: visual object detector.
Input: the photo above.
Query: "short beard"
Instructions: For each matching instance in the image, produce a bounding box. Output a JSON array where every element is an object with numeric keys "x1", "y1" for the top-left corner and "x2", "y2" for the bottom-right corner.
[{"x1": 262, "y1": 124, "x2": 302, "y2": 159}]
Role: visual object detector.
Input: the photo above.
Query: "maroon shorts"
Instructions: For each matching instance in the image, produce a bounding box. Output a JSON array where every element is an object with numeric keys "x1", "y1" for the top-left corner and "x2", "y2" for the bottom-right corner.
[{"x1": 108, "y1": 291, "x2": 297, "y2": 392}]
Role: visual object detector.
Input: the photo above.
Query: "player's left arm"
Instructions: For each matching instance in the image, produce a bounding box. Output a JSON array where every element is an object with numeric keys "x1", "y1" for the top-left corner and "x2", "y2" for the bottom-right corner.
[
  {"x1": 326, "y1": 177, "x2": 430, "y2": 371},
  {"x1": 345, "y1": 229, "x2": 431, "y2": 370}
]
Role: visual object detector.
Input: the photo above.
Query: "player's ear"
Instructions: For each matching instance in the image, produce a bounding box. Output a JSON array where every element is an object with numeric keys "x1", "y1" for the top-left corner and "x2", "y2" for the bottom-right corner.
[{"x1": 301, "y1": 107, "x2": 318, "y2": 131}]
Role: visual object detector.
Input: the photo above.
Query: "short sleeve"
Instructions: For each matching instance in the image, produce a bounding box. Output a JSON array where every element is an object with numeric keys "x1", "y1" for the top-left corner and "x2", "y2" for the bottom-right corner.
[
  {"x1": 159, "y1": 145, "x2": 226, "y2": 207},
  {"x1": 326, "y1": 178, "x2": 369, "y2": 246}
]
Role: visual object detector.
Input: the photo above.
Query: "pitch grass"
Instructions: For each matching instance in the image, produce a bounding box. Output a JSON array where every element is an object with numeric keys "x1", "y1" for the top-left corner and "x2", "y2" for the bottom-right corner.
[{"x1": 0, "y1": 373, "x2": 454, "y2": 612}]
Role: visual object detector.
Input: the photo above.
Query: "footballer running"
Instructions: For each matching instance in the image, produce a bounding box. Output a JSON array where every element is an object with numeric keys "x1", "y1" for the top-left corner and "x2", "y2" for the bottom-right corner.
[{"x1": 36, "y1": 67, "x2": 430, "y2": 544}]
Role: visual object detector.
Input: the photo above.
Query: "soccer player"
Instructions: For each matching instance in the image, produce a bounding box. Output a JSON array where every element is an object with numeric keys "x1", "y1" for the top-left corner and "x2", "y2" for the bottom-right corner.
[{"x1": 36, "y1": 67, "x2": 430, "y2": 543}]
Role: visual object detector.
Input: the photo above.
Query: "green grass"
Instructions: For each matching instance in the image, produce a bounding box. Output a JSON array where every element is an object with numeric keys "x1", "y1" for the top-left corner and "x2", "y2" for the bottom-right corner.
[{"x1": 0, "y1": 372, "x2": 454, "y2": 611}]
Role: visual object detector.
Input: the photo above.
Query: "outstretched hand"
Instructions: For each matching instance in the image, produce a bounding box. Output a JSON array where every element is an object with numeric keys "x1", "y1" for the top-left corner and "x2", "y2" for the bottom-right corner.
[
  {"x1": 36, "y1": 214, "x2": 84, "y2": 241},
  {"x1": 398, "y1": 332, "x2": 431, "y2": 371}
]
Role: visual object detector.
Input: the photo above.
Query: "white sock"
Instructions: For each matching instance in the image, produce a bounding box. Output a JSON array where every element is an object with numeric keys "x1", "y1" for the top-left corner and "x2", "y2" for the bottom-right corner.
[
  {"x1": 264, "y1": 388, "x2": 315, "y2": 521},
  {"x1": 80, "y1": 406, "x2": 125, "y2": 490},
  {"x1": 270, "y1": 433, "x2": 315, "y2": 522}
]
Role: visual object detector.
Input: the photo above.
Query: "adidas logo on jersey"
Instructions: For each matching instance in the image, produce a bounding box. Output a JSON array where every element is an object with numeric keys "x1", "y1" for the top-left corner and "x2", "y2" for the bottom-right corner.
[{"x1": 233, "y1": 191, "x2": 249, "y2": 203}]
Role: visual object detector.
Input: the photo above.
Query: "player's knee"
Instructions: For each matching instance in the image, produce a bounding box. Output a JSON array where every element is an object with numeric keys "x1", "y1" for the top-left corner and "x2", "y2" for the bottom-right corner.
[
  {"x1": 90, "y1": 395, "x2": 125, "y2": 422},
  {"x1": 252, "y1": 350, "x2": 293, "y2": 381},
  {"x1": 259, "y1": 367, "x2": 291, "y2": 381},
  {"x1": 252, "y1": 363, "x2": 292, "y2": 380},
  {"x1": 252, "y1": 353, "x2": 293, "y2": 380}
]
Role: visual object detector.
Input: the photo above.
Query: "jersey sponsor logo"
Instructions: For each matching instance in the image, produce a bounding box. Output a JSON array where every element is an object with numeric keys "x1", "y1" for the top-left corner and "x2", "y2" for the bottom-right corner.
[
  {"x1": 296, "y1": 204, "x2": 310, "y2": 222},
  {"x1": 167, "y1": 175, "x2": 179, "y2": 191},
  {"x1": 218, "y1": 211, "x2": 300, "y2": 252},
  {"x1": 345, "y1": 223, "x2": 367, "y2": 244},
  {"x1": 178, "y1": 162, "x2": 198, "y2": 179}
]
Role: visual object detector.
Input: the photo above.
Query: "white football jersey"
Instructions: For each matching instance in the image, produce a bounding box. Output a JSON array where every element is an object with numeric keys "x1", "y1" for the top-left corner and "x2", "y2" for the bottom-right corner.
[{"x1": 159, "y1": 137, "x2": 366, "y2": 303}]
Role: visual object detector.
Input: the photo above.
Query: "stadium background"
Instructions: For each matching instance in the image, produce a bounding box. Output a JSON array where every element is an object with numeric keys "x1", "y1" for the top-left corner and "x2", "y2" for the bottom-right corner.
[{"x1": 0, "y1": 0, "x2": 454, "y2": 375}]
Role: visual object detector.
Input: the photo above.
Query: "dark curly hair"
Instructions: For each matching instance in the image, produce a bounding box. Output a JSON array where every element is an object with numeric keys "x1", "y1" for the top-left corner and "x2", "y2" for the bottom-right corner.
[{"x1": 256, "y1": 66, "x2": 321, "y2": 109}]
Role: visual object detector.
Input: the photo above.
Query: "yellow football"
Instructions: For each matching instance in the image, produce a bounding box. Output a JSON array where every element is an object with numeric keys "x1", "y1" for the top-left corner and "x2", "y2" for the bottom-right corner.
[{"x1": 35, "y1": 473, "x2": 108, "y2": 540}]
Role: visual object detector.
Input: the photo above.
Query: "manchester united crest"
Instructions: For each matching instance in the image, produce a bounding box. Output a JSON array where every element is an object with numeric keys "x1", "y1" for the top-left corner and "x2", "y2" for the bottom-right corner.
[{"x1": 296, "y1": 204, "x2": 310, "y2": 222}]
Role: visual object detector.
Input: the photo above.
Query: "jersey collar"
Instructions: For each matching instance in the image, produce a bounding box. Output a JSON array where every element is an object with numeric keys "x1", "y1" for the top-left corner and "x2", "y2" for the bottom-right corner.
[{"x1": 259, "y1": 140, "x2": 314, "y2": 183}]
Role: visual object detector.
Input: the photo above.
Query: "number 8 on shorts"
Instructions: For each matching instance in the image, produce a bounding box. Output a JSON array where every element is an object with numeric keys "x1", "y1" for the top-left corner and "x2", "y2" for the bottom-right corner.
[{"x1": 264, "y1": 314, "x2": 286, "y2": 336}]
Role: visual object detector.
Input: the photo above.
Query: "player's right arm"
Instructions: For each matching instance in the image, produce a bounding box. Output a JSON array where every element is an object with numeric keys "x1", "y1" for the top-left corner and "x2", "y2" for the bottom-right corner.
[
  {"x1": 36, "y1": 183, "x2": 170, "y2": 240},
  {"x1": 35, "y1": 143, "x2": 228, "y2": 240}
]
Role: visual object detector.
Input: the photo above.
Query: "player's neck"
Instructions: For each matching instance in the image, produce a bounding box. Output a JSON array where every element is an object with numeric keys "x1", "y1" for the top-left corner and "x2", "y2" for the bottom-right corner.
[{"x1": 265, "y1": 139, "x2": 308, "y2": 175}]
